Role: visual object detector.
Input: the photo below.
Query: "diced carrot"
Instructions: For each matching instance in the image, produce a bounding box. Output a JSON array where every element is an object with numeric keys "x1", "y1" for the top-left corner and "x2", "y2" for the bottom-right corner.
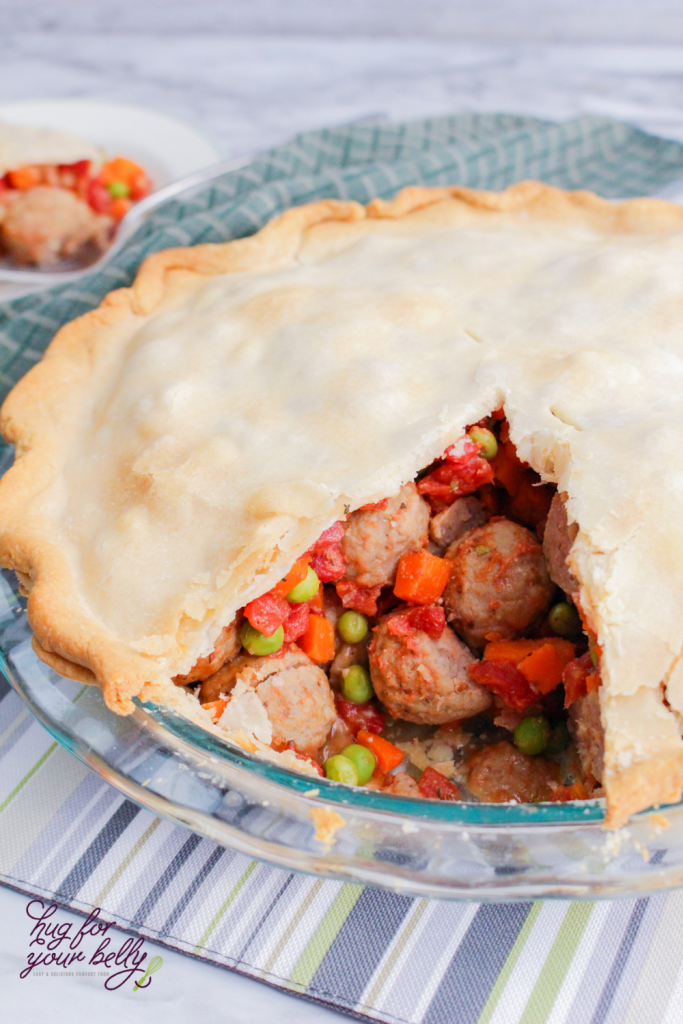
[
  {"x1": 491, "y1": 408, "x2": 506, "y2": 420},
  {"x1": 8, "y1": 165, "x2": 41, "y2": 190},
  {"x1": 272, "y1": 554, "x2": 311, "y2": 598},
  {"x1": 109, "y1": 197, "x2": 132, "y2": 220},
  {"x1": 298, "y1": 614, "x2": 335, "y2": 662},
  {"x1": 307, "y1": 584, "x2": 324, "y2": 615},
  {"x1": 585, "y1": 671, "x2": 601, "y2": 694},
  {"x1": 484, "y1": 637, "x2": 575, "y2": 668},
  {"x1": 484, "y1": 638, "x2": 544, "y2": 664},
  {"x1": 518, "y1": 643, "x2": 566, "y2": 695},
  {"x1": 394, "y1": 549, "x2": 451, "y2": 605},
  {"x1": 201, "y1": 699, "x2": 229, "y2": 722},
  {"x1": 356, "y1": 730, "x2": 405, "y2": 774},
  {"x1": 550, "y1": 780, "x2": 589, "y2": 802},
  {"x1": 100, "y1": 156, "x2": 147, "y2": 187}
]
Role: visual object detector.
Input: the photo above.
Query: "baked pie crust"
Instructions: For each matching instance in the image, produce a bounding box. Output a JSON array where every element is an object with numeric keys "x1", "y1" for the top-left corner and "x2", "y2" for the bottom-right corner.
[{"x1": 3, "y1": 181, "x2": 683, "y2": 826}]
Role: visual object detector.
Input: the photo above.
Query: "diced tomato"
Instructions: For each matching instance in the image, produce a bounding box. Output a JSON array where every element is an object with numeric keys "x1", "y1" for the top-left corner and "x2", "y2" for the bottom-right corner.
[
  {"x1": 468, "y1": 659, "x2": 538, "y2": 712},
  {"x1": 307, "y1": 522, "x2": 345, "y2": 581},
  {"x1": 336, "y1": 697, "x2": 385, "y2": 735},
  {"x1": 387, "y1": 606, "x2": 446, "y2": 640},
  {"x1": 562, "y1": 652, "x2": 595, "y2": 708},
  {"x1": 491, "y1": 408, "x2": 506, "y2": 420},
  {"x1": 359, "y1": 499, "x2": 389, "y2": 512},
  {"x1": 418, "y1": 766, "x2": 461, "y2": 800},
  {"x1": 335, "y1": 578, "x2": 382, "y2": 616},
  {"x1": 417, "y1": 437, "x2": 494, "y2": 507},
  {"x1": 58, "y1": 159, "x2": 91, "y2": 190},
  {"x1": 311, "y1": 522, "x2": 344, "y2": 548},
  {"x1": 86, "y1": 175, "x2": 112, "y2": 213},
  {"x1": 282, "y1": 598, "x2": 309, "y2": 638},
  {"x1": 282, "y1": 602, "x2": 310, "y2": 643},
  {"x1": 244, "y1": 591, "x2": 290, "y2": 637},
  {"x1": 310, "y1": 545, "x2": 345, "y2": 582}
]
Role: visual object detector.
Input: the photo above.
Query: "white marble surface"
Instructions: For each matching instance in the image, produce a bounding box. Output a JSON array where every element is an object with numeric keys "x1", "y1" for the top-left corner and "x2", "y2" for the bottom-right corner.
[
  {"x1": 3, "y1": 3, "x2": 683, "y2": 1020},
  {"x1": 4, "y1": 24, "x2": 683, "y2": 161}
]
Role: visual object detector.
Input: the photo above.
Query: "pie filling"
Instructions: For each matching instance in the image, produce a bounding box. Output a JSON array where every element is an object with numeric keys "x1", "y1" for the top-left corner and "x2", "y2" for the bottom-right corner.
[
  {"x1": 0, "y1": 145, "x2": 152, "y2": 266},
  {"x1": 175, "y1": 412, "x2": 603, "y2": 805}
]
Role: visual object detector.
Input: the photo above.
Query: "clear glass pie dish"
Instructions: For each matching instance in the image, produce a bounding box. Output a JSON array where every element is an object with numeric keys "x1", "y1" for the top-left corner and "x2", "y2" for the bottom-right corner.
[{"x1": 2, "y1": 561, "x2": 683, "y2": 903}]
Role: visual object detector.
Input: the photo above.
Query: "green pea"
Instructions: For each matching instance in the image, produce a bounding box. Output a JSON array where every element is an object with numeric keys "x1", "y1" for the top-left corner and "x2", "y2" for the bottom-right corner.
[
  {"x1": 337, "y1": 610, "x2": 368, "y2": 645},
  {"x1": 240, "y1": 620, "x2": 284, "y2": 656},
  {"x1": 548, "y1": 601, "x2": 581, "y2": 638},
  {"x1": 468, "y1": 426, "x2": 498, "y2": 460},
  {"x1": 324, "y1": 754, "x2": 359, "y2": 785},
  {"x1": 340, "y1": 743, "x2": 376, "y2": 784},
  {"x1": 107, "y1": 179, "x2": 130, "y2": 199},
  {"x1": 286, "y1": 566, "x2": 320, "y2": 603},
  {"x1": 545, "y1": 721, "x2": 570, "y2": 755},
  {"x1": 513, "y1": 715, "x2": 551, "y2": 756},
  {"x1": 341, "y1": 664, "x2": 374, "y2": 703}
]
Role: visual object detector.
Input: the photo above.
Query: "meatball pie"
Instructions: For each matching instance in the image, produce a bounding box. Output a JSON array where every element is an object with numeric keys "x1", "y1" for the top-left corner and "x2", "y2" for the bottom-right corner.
[{"x1": 2, "y1": 181, "x2": 683, "y2": 824}]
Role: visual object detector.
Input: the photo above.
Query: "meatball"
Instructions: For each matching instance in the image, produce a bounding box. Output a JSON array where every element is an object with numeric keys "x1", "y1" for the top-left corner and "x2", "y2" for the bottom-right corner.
[
  {"x1": 429, "y1": 495, "x2": 487, "y2": 552},
  {"x1": 0, "y1": 186, "x2": 111, "y2": 265},
  {"x1": 442, "y1": 518, "x2": 554, "y2": 650},
  {"x1": 568, "y1": 690, "x2": 604, "y2": 784},
  {"x1": 340, "y1": 482, "x2": 429, "y2": 588},
  {"x1": 173, "y1": 618, "x2": 240, "y2": 685},
  {"x1": 466, "y1": 741, "x2": 560, "y2": 803},
  {"x1": 543, "y1": 492, "x2": 579, "y2": 595},
  {"x1": 368, "y1": 608, "x2": 492, "y2": 724},
  {"x1": 199, "y1": 647, "x2": 335, "y2": 754}
]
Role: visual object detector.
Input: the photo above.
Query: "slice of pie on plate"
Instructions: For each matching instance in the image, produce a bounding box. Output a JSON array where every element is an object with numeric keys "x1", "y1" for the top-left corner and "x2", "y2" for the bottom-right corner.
[{"x1": 2, "y1": 180, "x2": 683, "y2": 826}]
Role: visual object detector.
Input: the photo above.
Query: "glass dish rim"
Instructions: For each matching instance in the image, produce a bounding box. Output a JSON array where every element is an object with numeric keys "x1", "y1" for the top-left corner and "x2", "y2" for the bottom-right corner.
[{"x1": 137, "y1": 695, "x2": 608, "y2": 828}]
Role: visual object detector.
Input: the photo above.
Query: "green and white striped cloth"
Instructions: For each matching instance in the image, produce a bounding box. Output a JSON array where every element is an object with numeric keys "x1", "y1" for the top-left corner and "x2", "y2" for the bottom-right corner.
[{"x1": 3, "y1": 113, "x2": 683, "y2": 1022}]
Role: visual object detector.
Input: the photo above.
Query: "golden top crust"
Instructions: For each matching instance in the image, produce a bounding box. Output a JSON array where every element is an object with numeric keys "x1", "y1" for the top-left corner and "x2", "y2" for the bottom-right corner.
[{"x1": 4, "y1": 180, "x2": 683, "y2": 825}]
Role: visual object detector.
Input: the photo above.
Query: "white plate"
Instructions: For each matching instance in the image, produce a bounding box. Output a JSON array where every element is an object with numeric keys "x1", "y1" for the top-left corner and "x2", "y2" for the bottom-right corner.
[{"x1": 0, "y1": 98, "x2": 221, "y2": 302}]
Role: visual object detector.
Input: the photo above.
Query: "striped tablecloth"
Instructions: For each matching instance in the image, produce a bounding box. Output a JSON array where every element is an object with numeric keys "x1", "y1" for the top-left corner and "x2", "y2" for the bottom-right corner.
[{"x1": 3, "y1": 113, "x2": 683, "y2": 1023}]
